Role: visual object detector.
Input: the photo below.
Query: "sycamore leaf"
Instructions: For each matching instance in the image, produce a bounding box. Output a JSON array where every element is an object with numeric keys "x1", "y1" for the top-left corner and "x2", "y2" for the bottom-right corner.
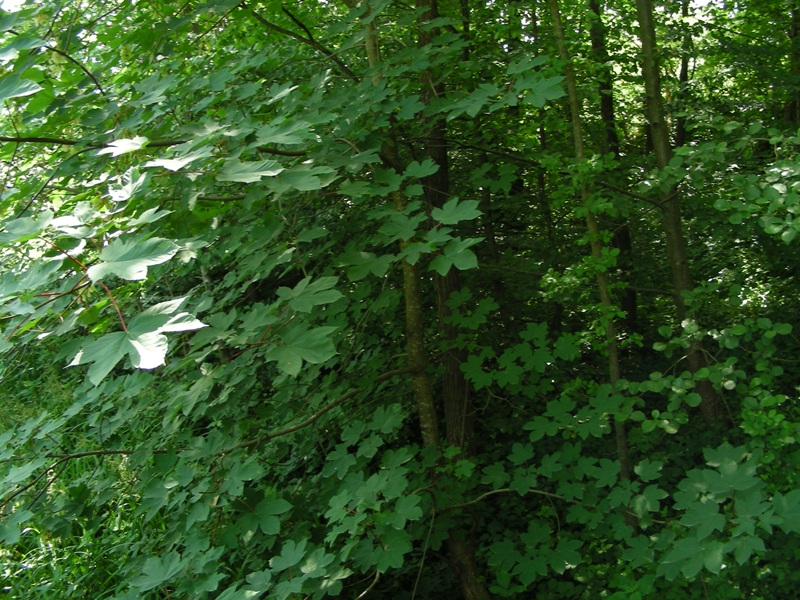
[
  {"x1": 270, "y1": 539, "x2": 307, "y2": 572},
  {"x1": 404, "y1": 159, "x2": 439, "y2": 180},
  {"x1": 429, "y1": 237, "x2": 481, "y2": 275},
  {"x1": 267, "y1": 165, "x2": 336, "y2": 194},
  {"x1": 0, "y1": 74, "x2": 41, "y2": 102},
  {"x1": 130, "y1": 551, "x2": 185, "y2": 592},
  {"x1": 431, "y1": 198, "x2": 482, "y2": 225},
  {"x1": 87, "y1": 236, "x2": 179, "y2": 282},
  {"x1": 98, "y1": 136, "x2": 149, "y2": 157},
  {"x1": 266, "y1": 325, "x2": 337, "y2": 377},
  {"x1": 144, "y1": 147, "x2": 214, "y2": 171},
  {"x1": 256, "y1": 119, "x2": 313, "y2": 145},
  {"x1": 69, "y1": 332, "x2": 132, "y2": 385},
  {"x1": 375, "y1": 529, "x2": 413, "y2": 572},
  {"x1": 277, "y1": 276, "x2": 342, "y2": 312},
  {"x1": 0, "y1": 210, "x2": 53, "y2": 243},
  {"x1": 128, "y1": 331, "x2": 169, "y2": 369},
  {"x1": 70, "y1": 330, "x2": 169, "y2": 384},
  {"x1": 108, "y1": 168, "x2": 151, "y2": 203},
  {"x1": 217, "y1": 159, "x2": 284, "y2": 183},
  {"x1": 70, "y1": 300, "x2": 205, "y2": 385},
  {"x1": 128, "y1": 207, "x2": 173, "y2": 227}
]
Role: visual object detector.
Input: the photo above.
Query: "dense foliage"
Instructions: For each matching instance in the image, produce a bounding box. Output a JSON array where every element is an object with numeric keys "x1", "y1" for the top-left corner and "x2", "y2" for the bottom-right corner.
[{"x1": 2, "y1": 0, "x2": 800, "y2": 598}]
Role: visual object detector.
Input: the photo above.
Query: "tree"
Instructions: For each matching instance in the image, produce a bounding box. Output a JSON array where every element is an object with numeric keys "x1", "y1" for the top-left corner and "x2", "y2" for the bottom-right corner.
[{"x1": 2, "y1": 0, "x2": 800, "y2": 598}]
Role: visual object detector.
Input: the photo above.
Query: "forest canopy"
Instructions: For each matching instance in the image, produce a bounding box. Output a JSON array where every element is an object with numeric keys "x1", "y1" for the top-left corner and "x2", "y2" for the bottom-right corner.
[{"x1": 2, "y1": 0, "x2": 800, "y2": 598}]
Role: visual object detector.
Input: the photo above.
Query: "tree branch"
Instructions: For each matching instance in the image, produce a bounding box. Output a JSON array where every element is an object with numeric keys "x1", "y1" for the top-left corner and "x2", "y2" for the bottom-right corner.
[
  {"x1": 244, "y1": 2, "x2": 358, "y2": 81},
  {"x1": 44, "y1": 45, "x2": 107, "y2": 96},
  {"x1": 226, "y1": 367, "x2": 415, "y2": 453}
]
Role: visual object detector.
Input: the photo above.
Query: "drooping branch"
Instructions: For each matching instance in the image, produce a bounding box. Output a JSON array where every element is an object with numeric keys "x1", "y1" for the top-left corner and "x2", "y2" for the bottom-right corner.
[{"x1": 3, "y1": 368, "x2": 414, "y2": 507}]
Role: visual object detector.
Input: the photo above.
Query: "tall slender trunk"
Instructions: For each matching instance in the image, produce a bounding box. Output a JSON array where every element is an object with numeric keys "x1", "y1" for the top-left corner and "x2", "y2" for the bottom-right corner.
[
  {"x1": 635, "y1": 0, "x2": 717, "y2": 424},
  {"x1": 675, "y1": 0, "x2": 691, "y2": 147},
  {"x1": 588, "y1": 0, "x2": 637, "y2": 333},
  {"x1": 547, "y1": 0, "x2": 631, "y2": 482},
  {"x1": 417, "y1": 0, "x2": 474, "y2": 452},
  {"x1": 786, "y1": 0, "x2": 800, "y2": 124},
  {"x1": 416, "y1": 2, "x2": 488, "y2": 597},
  {"x1": 351, "y1": 2, "x2": 489, "y2": 596}
]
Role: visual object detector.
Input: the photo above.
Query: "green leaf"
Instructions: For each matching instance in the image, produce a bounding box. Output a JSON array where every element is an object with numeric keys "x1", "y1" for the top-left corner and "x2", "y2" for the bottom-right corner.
[
  {"x1": 431, "y1": 198, "x2": 482, "y2": 225},
  {"x1": 145, "y1": 147, "x2": 213, "y2": 171},
  {"x1": 254, "y1": 497, "x2": 292, "y2": 534},
  {"x1": 679, "y1": 500, "x2": 724, "y2": 539},
  {"x1": 0, "y1": 210, "x2": 53, "y2": 243},
  {"x1": 393, "y1": 495, "x2": 423, "y2": 526},
  {"x1": 218, "y1": 159, "x2": 284, "y2": 183},
  {"x1": 508, "y1": 442, "x2": 534, "y2": 466},
  {"x1": 70, "y1": 300, "x2": 204, "y2": 384},
  {"x1": 634, "y1": 458, "x2": 663, "y2": 482},
  {"x1": 404, "y1": 159, "x2": 439, "y2": 179},
  {"x1": 97, "y1": 136, "x2": 149, "y2": 157},
  {"x1": 270, "y1": 539, "x2": 307, "y2": 572},
  {"x1": 267, "y1": 325, "x2": 337, "y2": 376},
  {"x1": 87, "y1": 236, "x2": 179, "y2": 282},
  {"x1": 108, "y1": 168, "x2": 151, "y2": 203},
  {"x1": 256, "y1": 119, "x2": 313, "y2": 145},
  {"x1": 774, "y1": 489, "x2": 800, "y2": 533},
  {"x1": 632, "y1": 485, "x2": 668, "y2": 517},
  {"x1": 550, "y1": 538, "x2": 582, "y2": 574},
  {"x1": 130, "y1": 551, "x2": 185, "y2": 592},
  {"x1": 0, "y1": 74, "x2": 42, "y2": 102},
  {"x1": 622, "y1": 535, "x2": 654, "y2": 569},
  {"x1": 374, "y1": 529, "x2": 412, "y2": 572},
  {"x1": 268, "y1": 165, "x2": 336, "y2": 194},
  {"x1": 277, "y1": 276, "x2": 342, "y2": 312}
]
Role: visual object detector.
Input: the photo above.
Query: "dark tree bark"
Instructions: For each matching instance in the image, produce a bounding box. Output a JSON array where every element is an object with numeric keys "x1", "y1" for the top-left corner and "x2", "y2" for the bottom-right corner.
[{"x1": 416, "y1": 2, "x2": 489, "y2": 597}]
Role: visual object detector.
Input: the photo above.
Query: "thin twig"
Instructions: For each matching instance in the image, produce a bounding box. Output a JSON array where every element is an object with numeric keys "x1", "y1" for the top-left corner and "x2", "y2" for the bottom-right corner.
[
  {"x1": 355, "y1": 570, "x2": 380, "y2": 599},
  {"x1": 44, "y1": 45, "x2": 106, "y2": 96}
]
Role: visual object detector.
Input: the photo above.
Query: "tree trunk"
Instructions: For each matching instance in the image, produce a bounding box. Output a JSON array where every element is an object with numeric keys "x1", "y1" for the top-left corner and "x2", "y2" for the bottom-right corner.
[
  {"x1": 588, "y1": 0, "x2": 638, "y2": 333},
  {"x1": 354, "y1": 2, "x2": 490, "y2": 596},
  {"x1": 548, "y1": 0, "x2": 631, "y2": 482},
  {"x1": 635, "y1": 0, "x2": 718, "y2": 424},
  {"x1": 416, "y1": 2, "x2": 488, "y2": 596}
]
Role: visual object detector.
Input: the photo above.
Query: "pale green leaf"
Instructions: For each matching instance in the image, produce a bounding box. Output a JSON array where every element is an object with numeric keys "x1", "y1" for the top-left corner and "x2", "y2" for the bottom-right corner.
[
  {"x1": 87, "y1": 237, "x2": 179, "y2": 281},
  {"x1": 144, "y1": 147, "x2": 213, "y2": 171},
  {"x1": 218, "y1": 159, "x2": 284, "y2": 182},
  {"x1": 97, "y1": 136, "x2": 149, "y2": 157}
]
